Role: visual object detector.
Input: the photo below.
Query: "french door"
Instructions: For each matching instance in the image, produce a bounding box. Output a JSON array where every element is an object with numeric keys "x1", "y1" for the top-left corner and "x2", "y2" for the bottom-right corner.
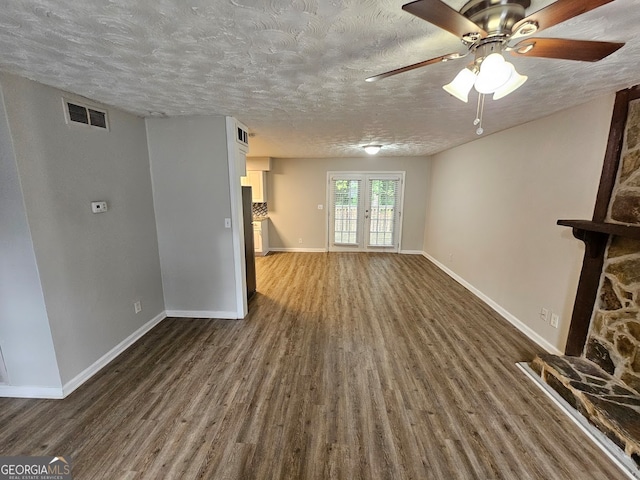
[{"x1": 328, "y1": 172, "x2": 404, "y2": 252}]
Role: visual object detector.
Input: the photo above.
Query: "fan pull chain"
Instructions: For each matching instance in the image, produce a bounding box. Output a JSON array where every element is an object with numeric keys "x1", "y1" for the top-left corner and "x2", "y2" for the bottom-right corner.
[{"x1": 474, "y1": 93, "x2": 485, "y2": 135}]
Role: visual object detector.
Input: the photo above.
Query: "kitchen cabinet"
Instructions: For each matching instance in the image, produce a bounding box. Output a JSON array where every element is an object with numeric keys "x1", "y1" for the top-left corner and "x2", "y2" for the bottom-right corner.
[
  {"x1": 253, "y1": 218, "x2": 269, "y2": 256},
  {"x1": 241, "y1": 171, "x2": 267, "y2": 203}
]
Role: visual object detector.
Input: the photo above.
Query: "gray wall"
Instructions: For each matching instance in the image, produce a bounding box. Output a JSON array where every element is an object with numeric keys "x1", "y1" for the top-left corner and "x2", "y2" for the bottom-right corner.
[
  {"x1": 0, "y1": 81, "x2": 61, "y2": 388},
  {"x1": 146, "y1": 116, "x2": 238, "y2": 316},
  {"x1": 268, "y1": 156, "x2": 431, "y2": 251},
  {"x1": 1, "y1": 73, "x2": 164, "y2": 385},
  {"x1": 424, "y1": 95, "x2": 615, "y2": 352}
]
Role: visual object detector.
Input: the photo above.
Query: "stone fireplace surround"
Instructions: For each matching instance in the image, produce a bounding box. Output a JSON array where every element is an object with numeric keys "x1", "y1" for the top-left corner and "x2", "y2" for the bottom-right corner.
[{"x1": 530, "y1": 85, "x2": 640, "y2": 473}]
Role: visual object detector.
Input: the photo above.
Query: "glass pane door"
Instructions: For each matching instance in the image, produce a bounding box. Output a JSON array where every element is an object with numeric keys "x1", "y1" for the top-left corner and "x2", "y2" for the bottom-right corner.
[
  {"x1": 328, "y1": 172, "x2": 403, "y2": 252},
  {"x1": 367, "y1": 178, "x2": 399, "y2": 248},
  {"x1": 331, "y1": 178, "x2": 361, "y2": 247}
]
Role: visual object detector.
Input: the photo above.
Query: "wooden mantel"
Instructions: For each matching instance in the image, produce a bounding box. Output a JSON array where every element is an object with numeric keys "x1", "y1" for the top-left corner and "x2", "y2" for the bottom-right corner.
[
  {"x1": 558, "y1": 220, "x2": 640, "y2": 240},
  {"x1": 558, "y1": 219, "x2": 640, "y2": 257}
]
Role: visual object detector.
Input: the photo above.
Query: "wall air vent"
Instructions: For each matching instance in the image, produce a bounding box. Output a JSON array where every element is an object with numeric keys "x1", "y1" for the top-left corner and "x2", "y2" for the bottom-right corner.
[
  {"x1": 236, "y1": 124, "x2": 249, "y2": 148},
  {"x1": 234, "y1": 120, "x2": 249, "y2": 156},
  {"x1": 63, "y1": 98, "x2": 109, "y2": 130}
]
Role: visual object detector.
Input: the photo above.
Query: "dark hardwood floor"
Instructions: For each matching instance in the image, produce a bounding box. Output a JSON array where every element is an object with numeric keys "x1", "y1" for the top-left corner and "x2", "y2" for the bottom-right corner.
[{"x1": 0, "y1": 253, "x2": 625, "y2": 479}]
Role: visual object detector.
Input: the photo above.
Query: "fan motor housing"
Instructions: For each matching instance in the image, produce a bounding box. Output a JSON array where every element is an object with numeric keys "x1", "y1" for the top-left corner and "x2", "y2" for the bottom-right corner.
[{"x1": 461, "y1": 0, "x2": 531, "y2": 36}]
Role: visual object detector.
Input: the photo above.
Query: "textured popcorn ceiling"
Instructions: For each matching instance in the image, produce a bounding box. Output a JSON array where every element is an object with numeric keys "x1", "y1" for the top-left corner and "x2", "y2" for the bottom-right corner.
[{"x1": 0, "y1": 0, "x2": 639, "y2": 157}]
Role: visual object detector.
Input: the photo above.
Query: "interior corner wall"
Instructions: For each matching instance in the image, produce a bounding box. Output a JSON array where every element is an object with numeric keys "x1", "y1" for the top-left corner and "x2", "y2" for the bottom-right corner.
[
  {"x1": 268, "y1": 156, "x2": 430, "y2": 251},
  {"x1": 146, "y1": 116, "x2": 238, "y2": 317},
  {"x1": 0, "y1": 73, "x2": 165, "y2": 386},
  {"x1": 0, "y1": 78, "x2": 61, "y2": 389},
  {"x1": 423, "y1": 94, "x2": 616, "y2": 352}
]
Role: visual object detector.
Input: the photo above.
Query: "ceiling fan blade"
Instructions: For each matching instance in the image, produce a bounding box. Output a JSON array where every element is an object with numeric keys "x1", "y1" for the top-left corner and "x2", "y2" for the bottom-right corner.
[
  {"x1": 365, "y1": 53, "x2": 462, "y2": 82},
  {"x1": 402, "y1": 0, "x2": 487, "y2": 40},
  {"x1": 512, "y1": 0, "x2": 614, "y2": 36},
  {"x1": 510, "y1": 38, "x2": 624, "y2": 62}
]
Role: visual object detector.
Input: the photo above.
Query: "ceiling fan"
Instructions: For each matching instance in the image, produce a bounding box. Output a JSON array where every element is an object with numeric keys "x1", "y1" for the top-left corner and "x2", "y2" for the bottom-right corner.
[{"x1": 365, "y1": 0, "x2": 625, "y2": 133}]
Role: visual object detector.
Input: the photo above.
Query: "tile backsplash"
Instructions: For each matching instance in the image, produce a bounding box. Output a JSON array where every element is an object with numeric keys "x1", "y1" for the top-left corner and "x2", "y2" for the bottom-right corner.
[{"x1": 252, "y1": 202, "x2": 268, "y2": 217}]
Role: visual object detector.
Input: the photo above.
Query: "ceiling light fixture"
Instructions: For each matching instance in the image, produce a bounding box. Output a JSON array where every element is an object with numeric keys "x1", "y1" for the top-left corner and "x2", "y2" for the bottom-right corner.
[
  {"x1": 363, "y1": 145, "x2": 382, "y2": 155},
  {"x1": 366, "y1": 0, "x2": 625, "y2": 138},
  {"x1": 442, "y1": 67, "x2": 477, "y2": 103},
  {"x1": 443, "y1": 46, "x2": 527, "y2": 136}
]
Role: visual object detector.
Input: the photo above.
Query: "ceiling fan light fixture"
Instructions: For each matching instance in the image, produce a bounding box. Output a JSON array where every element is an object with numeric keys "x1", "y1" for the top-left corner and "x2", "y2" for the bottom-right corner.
[
  {"x1": 443, "y1": 67, "x2": 477, "y2": 103},
  {"x1": 474, "y1": 53, "x2": 512, "y2": 94},
  {"x1": 365, "y1": 0, "x2": 627, "y2": 136},
  {"x1": 493, "y1": 64, "x2": 527, "y2": 100},
  {"x1": 363, "y1": 145, "x2": 382, "y2": 155}
]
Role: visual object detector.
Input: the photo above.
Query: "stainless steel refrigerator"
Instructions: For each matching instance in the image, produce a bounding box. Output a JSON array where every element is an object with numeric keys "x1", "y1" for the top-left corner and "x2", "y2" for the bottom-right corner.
[{"x1": 242, "y1": 186, "x2": 257, "y2": 302}]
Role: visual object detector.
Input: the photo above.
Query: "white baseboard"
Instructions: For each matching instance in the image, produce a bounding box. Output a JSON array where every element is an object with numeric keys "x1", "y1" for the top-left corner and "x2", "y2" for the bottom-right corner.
[
  {"x1": 0, "y1": 385, "x2": 64, "y2": 399},
  {"x1": 61, "y1": 311, "x2": 167, "y2": 397},
  {"x1": 0, "y1": 311, "x2": 168, "y2": 400},
  {"x1": 422, "y1": 252, "x2": 562, "y2": 355},
  {"x1": 269, "y1": 248, "x2": 423, "y2": 254},
  {"x1": 268, "y1": 247, "x2": 328, "y2": 253},
  {"x1": 166, "y1": 310, "x2": 238, "y2": 319}
]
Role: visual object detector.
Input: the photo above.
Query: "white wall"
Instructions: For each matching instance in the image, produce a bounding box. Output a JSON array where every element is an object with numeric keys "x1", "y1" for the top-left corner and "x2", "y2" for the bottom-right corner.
[
  {"x1": 0, "y1": 73, "x2": 165, "y2": 387},
  {"x1": 424, "y1": 95, "x2": 616, "y2": 352},
  {"x1": 268, "y1": 156, "x2": 430, "y2": 252},
  {"x1": 0, "y1": 82, "x2": 61, "y2": 389},
  {"x1": 146, "y1": 116, "x2": 239, "y2": 317}
]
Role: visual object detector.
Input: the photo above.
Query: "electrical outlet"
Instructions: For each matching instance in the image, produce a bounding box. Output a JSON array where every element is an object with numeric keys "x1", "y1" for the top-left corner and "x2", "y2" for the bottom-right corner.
[
  {"x1": 317, "y1": 204, "x2": 323, "y2": 210},
  {"x1": 550, "y1": 313, "x2": 559, "y2": 328},
  {"x1": 134, "y1": 301, "x2": 142, "y2": 314},
  {"x1": 448, "y1": 253, "x2": 453, "y2": 262},
  {"x1": 298, "y1": 238, "x2": 303, "y2": 244},
  {"x1": 540, "y1": 308, "x2": 550, "y2": 322},
  {"x1": 224, "y1": 218, "x2": 231, "y2": 228}
]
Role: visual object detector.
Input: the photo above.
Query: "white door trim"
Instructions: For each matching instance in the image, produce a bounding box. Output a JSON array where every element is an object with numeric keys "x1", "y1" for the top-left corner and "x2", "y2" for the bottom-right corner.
[{"x1": 226, "y1": 117, "x2": 248, "y2": 319}]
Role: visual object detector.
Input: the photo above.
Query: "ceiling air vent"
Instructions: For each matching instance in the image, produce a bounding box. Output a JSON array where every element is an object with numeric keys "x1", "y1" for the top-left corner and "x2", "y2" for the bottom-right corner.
[{"x1": 63, "y1": 99, "x2": 109, "y2": 130}]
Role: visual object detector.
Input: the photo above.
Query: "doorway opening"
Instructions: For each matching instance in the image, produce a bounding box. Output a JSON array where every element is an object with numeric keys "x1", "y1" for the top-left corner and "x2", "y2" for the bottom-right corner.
[
  {"x1": 0, "y1": 345, "x2": 8, "y2": 384},
  {"x1": 327, "y1": 172, "x2": 405, "y2": 253}
]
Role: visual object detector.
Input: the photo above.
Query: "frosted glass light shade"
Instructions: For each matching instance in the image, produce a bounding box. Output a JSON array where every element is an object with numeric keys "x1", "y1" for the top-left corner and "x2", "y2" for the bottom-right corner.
[
  {"x1": 493, "y1": 64, "x2": 528, "y2": 100},
  {"x1": 474, "y1": 53, "x2": 511, "y2": 94},
  {"x1": 443, "y1": 67, "x2": 477, "y2": 103},
  {"x1": 364, "y1": 145, "x2": 381, "y2": 155}
]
